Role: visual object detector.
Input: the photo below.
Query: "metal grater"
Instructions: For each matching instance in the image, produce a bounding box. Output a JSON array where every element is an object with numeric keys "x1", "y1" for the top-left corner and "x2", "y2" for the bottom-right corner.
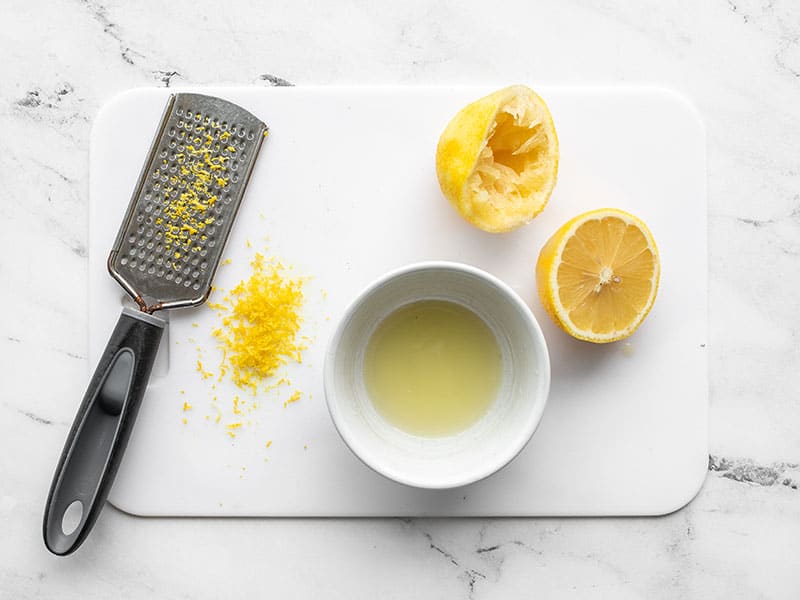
[
  {"x1": 44, "y1": 93, "x2": 267, "y2": 556},
  {"x1": 109, "y1": 93, "x2": 268, "y2": 313}
]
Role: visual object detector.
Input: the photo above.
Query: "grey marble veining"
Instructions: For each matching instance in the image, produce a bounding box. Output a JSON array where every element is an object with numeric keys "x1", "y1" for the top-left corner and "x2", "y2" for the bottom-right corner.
[{"x1": 1, "y1": 0, "x2": 799, "y2": 597}]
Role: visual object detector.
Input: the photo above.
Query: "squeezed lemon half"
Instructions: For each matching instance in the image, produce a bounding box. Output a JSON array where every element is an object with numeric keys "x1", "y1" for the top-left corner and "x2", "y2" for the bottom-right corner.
[
  {"x1": 435, "y1": 85, "x2": 559, "y2": 233},
  {"x1": 536, "y1": 208, "x2": 660, "y2": 343}
]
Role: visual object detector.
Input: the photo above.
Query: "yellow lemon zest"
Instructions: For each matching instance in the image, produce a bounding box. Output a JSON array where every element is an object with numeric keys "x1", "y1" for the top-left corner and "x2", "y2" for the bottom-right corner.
[{"x1": 209, "y1": 253, "x2": 306, "y2": 394}]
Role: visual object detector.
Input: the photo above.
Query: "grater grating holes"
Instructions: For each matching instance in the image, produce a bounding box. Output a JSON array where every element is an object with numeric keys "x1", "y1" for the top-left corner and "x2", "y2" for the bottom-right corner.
[{"x1": 121, "y1": 106, "x2": 257, "y2": 289}]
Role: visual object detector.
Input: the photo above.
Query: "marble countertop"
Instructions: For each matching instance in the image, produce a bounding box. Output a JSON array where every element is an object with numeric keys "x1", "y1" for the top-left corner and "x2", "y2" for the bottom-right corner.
[{"x1": 1, "y1": 0, "x2": 799, "y2": 597}]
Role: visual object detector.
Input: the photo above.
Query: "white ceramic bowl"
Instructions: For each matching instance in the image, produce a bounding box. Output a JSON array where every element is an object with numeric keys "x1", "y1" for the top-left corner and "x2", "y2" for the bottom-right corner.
[{"x1": 324, "y1": 261, "x2": 550, "y2": 489}]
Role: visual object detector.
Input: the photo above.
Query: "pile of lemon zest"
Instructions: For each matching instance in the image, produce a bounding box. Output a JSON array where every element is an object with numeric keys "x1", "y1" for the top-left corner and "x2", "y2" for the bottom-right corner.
[
  {"x1": 196, "y1": 250, "x2": 309, "y2": 437},
  {"x1": 210, "y1": 253, "x2": 306, "y2": 393}
]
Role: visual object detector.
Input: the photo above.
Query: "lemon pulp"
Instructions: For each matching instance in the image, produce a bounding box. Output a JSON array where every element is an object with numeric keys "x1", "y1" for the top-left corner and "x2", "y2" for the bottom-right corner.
[
  {"x1": 363, "y1": 300, "x2": 502, "y2": 437},
  {"x1": 435, "y1": 85, "x2": 559, "y2": 233}
]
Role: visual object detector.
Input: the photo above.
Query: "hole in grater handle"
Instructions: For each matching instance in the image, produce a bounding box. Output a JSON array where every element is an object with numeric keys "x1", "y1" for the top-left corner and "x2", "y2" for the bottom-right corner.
[{"x1": 61, "y1": 500, "x2": 83, "y2": 536}]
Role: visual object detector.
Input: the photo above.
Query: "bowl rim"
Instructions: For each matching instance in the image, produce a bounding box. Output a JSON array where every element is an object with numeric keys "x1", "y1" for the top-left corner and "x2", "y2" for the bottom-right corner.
[{"x1": 323, "y1": 260, "x2": 551, "y2": 489}]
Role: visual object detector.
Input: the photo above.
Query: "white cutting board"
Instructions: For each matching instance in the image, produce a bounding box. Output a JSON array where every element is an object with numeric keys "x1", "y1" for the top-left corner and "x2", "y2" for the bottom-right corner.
[{"x1": 89, "y1": 86, "x2": 707, "y2": 516}]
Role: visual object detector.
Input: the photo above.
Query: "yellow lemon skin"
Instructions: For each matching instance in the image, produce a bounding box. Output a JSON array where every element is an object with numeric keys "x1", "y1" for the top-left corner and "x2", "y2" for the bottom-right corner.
[
  {"x1": 436, "y1": 95, "x2": 499, "y2": 214},
  {"x1": 435, "y1": 85, "x2": 559, "y2": 233},
  {"x1": 536, "y1": 208, "x2": 660, "y2": 344}
]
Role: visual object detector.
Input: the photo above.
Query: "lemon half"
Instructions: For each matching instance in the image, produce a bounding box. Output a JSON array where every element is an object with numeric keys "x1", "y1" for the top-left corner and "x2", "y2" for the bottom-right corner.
[
  {"x1": 536, "y1": 208, "x2": 660, "y2": 343},
  {"x1": 435, "y1": 85, "x2": 559, "y2": 233}
]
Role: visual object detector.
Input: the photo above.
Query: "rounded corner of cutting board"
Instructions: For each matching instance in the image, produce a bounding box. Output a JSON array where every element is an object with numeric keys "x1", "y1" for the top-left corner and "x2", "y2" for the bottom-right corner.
[
  {"x1": 106, "y1": 493, "x2": 152, "y2": 518},
  {"x1": 656, "y1": 87, "x2": 705, "y2": 127},
  {"x1": 644, "y1": 86, "x2": 707, "y2": 140},
  {"x1": 651, "y1": 448, "x2": 710, "y2": 517},
  {"x1": 92, "y1": 88, "x2": 165, "y2": 131}
]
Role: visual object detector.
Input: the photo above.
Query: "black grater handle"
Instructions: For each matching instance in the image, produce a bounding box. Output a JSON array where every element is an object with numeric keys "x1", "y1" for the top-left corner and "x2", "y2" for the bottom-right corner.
[{"x1": 43, "y1": 308, "x2": 165, "y2": 556}]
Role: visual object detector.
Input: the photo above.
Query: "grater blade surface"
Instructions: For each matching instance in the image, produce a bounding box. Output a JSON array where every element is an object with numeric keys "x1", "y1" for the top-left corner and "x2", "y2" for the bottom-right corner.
[{"x1": 108, "y1": 93, "x2": 268, "y2": 312}]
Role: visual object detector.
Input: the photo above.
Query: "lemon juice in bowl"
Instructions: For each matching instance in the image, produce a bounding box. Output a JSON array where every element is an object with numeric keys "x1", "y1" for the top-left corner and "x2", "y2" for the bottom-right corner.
[{"x1": 363, "y1": 300, "x2": 503, "y2": 437}]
